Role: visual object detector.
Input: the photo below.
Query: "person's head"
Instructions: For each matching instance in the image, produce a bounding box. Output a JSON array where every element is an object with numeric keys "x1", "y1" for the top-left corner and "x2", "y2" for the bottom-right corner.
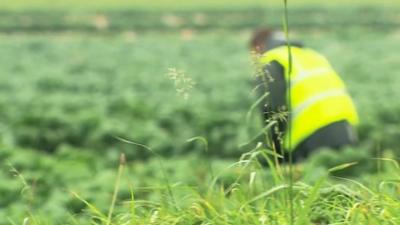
[
  {"x1": 249, "y1": 28, "x2": 274, "y2": 54},
  {"x1": 249, "y1": 28, "x2": 283, "y2": 54}
]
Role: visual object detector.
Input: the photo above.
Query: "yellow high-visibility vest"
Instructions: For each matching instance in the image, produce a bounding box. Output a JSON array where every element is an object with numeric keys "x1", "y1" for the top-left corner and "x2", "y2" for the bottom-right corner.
[{"x1": 259, "y1": 46, "x2": 359, "y2": 151}]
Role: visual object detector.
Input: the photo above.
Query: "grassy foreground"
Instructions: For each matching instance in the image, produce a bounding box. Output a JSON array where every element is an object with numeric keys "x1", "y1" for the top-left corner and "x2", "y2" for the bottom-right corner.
[{"x1": 7, "y1": 146, "x2": 400, "y2": 224}]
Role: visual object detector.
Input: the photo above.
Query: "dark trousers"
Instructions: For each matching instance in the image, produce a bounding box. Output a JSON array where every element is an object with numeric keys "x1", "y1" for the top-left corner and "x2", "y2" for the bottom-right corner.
[{"x1": 283, "y1": 120, "x2": 357, "y2": 162}]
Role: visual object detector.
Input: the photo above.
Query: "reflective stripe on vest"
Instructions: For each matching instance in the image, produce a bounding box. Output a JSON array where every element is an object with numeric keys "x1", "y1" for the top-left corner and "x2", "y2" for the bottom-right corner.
[
  {"x1": 292, "y1": 89, "x2": 348, "y2": 117},
  {"x1": 259, "y1": 46, "x2": 359, "y2": 151},
  {"x1": 292, "y1": 67, "x2": 332, "y2": 86}
]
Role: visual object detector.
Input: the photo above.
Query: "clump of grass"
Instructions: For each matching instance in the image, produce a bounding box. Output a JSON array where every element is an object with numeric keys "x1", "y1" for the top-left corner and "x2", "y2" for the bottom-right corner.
[
  {"x1": 8, "y1": 139, "x2": 400, "y2": 224},
  {"x1": 62, "y1": 149, "x2": 400, "y2": 225}
]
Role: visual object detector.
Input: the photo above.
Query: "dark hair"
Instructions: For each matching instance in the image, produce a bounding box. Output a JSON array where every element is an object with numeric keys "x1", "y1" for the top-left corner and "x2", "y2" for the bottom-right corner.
[{"x1": 249, "y1": 28, "x2": 273, "y2": 53}]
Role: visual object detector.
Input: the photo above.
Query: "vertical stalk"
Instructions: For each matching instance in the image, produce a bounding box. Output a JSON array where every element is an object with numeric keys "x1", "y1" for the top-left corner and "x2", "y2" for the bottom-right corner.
[
  {"x1": 282, "y1": 0, "x2": 294, "y2": 224},
  {"x1": 106, "y1": 153, "x2": 126, "y2": 225}
]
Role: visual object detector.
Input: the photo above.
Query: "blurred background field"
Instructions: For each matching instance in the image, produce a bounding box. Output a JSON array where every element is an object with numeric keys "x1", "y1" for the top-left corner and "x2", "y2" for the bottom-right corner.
[
  {"x1": 0, "y1": 0, "x2": 400, "y2": 32},
  {"x1": 0, "y1": 0, "x2": 400, "y2": 224},
  {"x1": 1, "y1": 0, "x2": 399, "y2": 10}
]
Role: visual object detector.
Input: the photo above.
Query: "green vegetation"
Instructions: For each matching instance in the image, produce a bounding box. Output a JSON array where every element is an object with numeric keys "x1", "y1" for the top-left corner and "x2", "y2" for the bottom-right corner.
[
  {"x1": 3, "y1": 145, "x2": 400, "y2": 224},
  {"x1": 0, "y1": 8, "x2": 399, "y2": 32},
  {"x1": 1, "y1": 30, "x2": 399, "y2": 158},
  {"x1": 0, "y1": 0, "x2": 399, "y2": 32},
  {"x1": 0, "y1": 0, "x2": 399, "y2": 224},
  {"x1": 1, "y1": 0, "x2": 399, "y2": 11},
  {"x1": 1, "y1": 29, "x2": 399, "y2": 224}
]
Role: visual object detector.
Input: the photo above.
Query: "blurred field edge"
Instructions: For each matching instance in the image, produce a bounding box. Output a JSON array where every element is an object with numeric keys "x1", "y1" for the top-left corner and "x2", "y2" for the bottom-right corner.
[{"x1": 0, "y1": 7, "x2": 399, "y2": 33}]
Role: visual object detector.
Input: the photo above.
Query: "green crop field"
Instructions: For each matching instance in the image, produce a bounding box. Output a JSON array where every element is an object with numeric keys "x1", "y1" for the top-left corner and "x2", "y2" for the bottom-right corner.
[
  {"x1": 1, "y1": 0, "x2": 399, "y2": 11},
  {"x1": 0, "y1": 0, "x2": 400, "y2": 224}
]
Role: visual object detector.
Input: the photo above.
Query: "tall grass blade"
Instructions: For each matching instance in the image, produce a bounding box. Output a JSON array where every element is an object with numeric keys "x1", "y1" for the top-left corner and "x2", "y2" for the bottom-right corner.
[
  {"x1": 70, "y1": 191, "x2": 107, "y2": 219},
  {"x1": 282, "y1": 0, "x2": 294, "y2": 223},
  {"x1": 114, "y1": 136, "x2": 179, "y2": 211},
  {"x1": 106, "y1": 153, "x2": 126, "y2": 225},
  {"x1": 186, "y1": 136, "x2": 214, "y2": 179},
  {"x1": 328, "y1": 162, "x2": 358, "y2": 173},
  {"x1": 240, "y1": 184, "x2": 289, "y2": 210},
  {"x1": 297, "y1": 178, "x2": 325, "y2": 224}
]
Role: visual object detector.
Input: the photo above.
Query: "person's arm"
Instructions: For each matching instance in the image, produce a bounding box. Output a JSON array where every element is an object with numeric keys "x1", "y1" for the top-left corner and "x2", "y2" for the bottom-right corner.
[
  {"x1": 265, "y1": 61, "x2": 287, "y2": 114},
  {"x1": 257, "y1": 61, "x2": 287, "y2": 122},
  {"x1": 255, "y1": 60, "x2": 287, "y2": 151}
]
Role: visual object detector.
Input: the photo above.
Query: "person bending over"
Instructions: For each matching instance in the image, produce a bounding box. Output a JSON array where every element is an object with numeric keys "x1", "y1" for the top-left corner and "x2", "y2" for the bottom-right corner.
[{"x1": 250, "y1": 28, "x2": 359, "y2": 162}]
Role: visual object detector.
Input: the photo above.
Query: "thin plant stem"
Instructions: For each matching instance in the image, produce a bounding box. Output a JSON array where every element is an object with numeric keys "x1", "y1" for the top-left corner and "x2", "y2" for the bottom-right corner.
[
  {"x1": 282, "y1": 0, "x2": 294, "y2": 224},
  {"x1": 114, "y1": 136, "x2": 179, "y2": 211},
  {"x1": 106, "y1": 153, "x2": 126, "y2": 225}
]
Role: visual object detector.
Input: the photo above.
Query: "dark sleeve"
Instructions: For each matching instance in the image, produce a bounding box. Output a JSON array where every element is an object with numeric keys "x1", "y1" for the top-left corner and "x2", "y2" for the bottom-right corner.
[
  {"x1": 256, "y1": 60, "x2": 287, "y2": 122},
  {"x1": 264, "y1": 61, "x2": 287, "y2": 113},
  {"x1": 255, "y1": 60, "x2": 287, "y2": 152}
]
